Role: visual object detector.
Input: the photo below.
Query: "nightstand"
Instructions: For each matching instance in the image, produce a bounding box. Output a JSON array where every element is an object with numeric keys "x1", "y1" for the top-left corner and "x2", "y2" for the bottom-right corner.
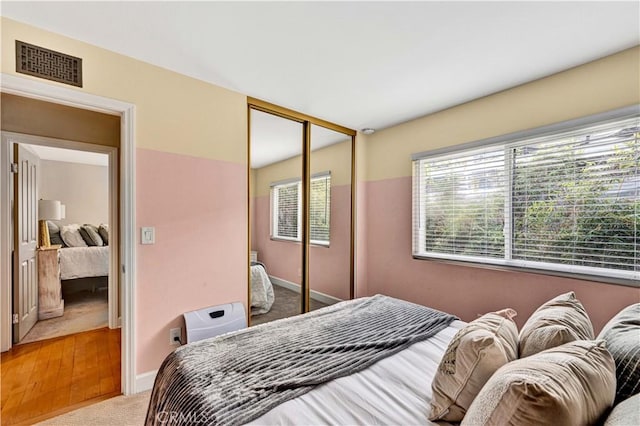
[{"x1": 37, "y1": 245, "x2": 64, "y2": 320}]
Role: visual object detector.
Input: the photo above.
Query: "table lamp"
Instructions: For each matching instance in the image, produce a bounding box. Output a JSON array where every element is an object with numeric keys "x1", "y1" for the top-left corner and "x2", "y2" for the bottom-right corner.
[{"x1": 38, "y1": 199, "x2": 61, "y2": 248}]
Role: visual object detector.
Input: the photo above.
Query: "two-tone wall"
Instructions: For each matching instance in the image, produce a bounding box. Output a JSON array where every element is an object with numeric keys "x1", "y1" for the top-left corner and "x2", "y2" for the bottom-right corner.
[
  {"x1": 357, "y1": 46, "x2": 640, "y2": 334},
  {"x1": 252, "y1": 140, "x2": 352, "y2": 300},
  {"x1": 2, "y1": 16, "x2": 638, "y2": 381},
  {"x1": 1, "y1": 18, "x2": 248, "y2": 375}
]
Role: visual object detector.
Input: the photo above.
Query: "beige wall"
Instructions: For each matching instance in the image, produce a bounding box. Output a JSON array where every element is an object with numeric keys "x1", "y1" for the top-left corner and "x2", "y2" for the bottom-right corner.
[
  {"x1": 253, "y1": 139, "x2": 352, "y2": 197},
  {"x1": 39, "y1": 160, "x2": 109, "y2": 227},
  {"x1": 363, "y1": 46, "x2": 640, "y2": 182},
  {"x1": 1, "y1": 17, "x2": 247, "y2": 163},
  {"x1": 1, "y1": 93, "x2": 121, "y2": 147}
]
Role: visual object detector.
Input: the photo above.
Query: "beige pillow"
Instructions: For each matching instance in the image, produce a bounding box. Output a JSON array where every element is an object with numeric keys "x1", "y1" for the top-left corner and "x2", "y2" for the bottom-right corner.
[
  {"x1": 604, "y1": 393, "x2": 640, "y2": 426},
  {"x1": 60, "y1": 224, "x2": 88, "y2": 247},
  {"x1": 429, "y1": 311, "x2": 518, "y2": 421},
  {"x1": 462, "y1": 340, "x2": 616, "y2": 426},
  {"x1": 518, "y1": 291, "x2": 594, "y2": 358}
]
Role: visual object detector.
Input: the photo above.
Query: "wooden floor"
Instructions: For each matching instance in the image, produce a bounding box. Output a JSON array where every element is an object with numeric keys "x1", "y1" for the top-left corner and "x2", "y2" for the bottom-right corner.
[{"x1": 1, "y1": 327, "x2": 120, "y2": 425}]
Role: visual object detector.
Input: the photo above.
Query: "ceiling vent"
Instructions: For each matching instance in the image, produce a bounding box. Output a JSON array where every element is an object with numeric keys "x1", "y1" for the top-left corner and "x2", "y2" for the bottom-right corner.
[{"x1": 15, "y1": 40, "x2": 83, "y2": 87}]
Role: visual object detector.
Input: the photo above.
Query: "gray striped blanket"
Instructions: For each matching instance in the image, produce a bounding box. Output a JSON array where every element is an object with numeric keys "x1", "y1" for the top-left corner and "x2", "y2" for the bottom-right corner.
[{"x1": 145, "y1": 294, "x2": 457, "y2": 425}]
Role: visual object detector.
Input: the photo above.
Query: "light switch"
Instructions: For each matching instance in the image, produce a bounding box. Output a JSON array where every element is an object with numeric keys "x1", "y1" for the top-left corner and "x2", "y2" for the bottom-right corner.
[{"x1": 141, "y1": 227, "x2": 155, "y2": 245}]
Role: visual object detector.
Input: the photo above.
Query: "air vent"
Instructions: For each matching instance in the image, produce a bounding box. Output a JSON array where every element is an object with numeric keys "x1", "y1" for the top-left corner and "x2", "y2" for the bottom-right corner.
[{"x1": 15, "y1": 40, "x2": 83, "y2": 87}]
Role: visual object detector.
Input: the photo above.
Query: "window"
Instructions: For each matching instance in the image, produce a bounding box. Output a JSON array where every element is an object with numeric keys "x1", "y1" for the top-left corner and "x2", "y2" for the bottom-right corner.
[
  {"x1": 413, "y1": 115, "x2": 639, "y2": 281},
  {"x1": 271, "y1": 173, "x2": 331, "y2": 245}
]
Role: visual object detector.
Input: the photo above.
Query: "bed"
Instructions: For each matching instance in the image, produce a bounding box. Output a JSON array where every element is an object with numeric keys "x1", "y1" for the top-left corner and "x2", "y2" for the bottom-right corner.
[
  {"x1": 250, "y1": 261, "x2": 274, "y2": 315},
  {"x1": 47, "y1": 222, "x2": 110, "y2": 281},
  {"x1": 146, "y1": 293, "x2": 632, "y2": 425},
  {"x1": 146, "y1": 295, "x2": 459, "y2": 425},
  {"x1": 59, "y1": 246, "x2": 109, "y2": 280}
]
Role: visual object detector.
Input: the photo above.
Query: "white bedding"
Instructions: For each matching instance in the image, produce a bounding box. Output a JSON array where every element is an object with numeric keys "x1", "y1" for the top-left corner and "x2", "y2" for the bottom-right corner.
[
  {"x1": 250, "y1": 319, "x2": 466, "y2": 425},
  {"x1": 59, "y1": 246, "x2": 109, "y2": 280},
  {"x1": 250, "y1": 264, "x2": 274, "y2": 314}
]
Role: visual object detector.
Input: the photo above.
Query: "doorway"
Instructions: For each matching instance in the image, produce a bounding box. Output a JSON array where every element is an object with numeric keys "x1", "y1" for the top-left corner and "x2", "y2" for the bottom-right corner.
[
  {"x1": 7, "y1": 138, "x2": 117, "y2": 345},
  {"x1": 0, "y1": 73, "x2": 136, "y2": 403}
]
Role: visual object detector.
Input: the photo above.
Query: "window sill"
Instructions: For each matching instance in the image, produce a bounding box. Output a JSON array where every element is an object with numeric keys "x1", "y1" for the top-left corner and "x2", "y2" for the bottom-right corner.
[
  {"x1": 270, "y1": 237, "x2": 330, "y2": 248},
  {"x1": 412, "y1": 254, "x2": 639, "y2": 288}
]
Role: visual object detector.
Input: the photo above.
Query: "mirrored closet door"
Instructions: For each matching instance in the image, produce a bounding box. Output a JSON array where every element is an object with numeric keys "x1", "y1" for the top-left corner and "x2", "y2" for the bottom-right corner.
[
  {"x1": 249, "y1": 108, "x2": 303, "y2": 324},
  {"x1": 248, "y1": 101, "x2": 355, "y2": 325},
  {"x1": 308, "y1": 124, "x2": 353, "y2": 311}
]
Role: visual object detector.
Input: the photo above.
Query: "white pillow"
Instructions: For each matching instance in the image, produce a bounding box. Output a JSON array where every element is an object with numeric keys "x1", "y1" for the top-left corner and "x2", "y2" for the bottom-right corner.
[{"x1": 60, "y1": 224, "x2": 88, "y2": 247}]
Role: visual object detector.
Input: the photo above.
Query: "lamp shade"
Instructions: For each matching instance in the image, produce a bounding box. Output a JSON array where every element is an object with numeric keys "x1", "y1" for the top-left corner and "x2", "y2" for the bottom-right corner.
[
  {"x1": 38, "y1": 199, "x2": 62, "y2": 220},
  {"x1": 60, "y1": 204, "x2": 66, "y2": 220}
]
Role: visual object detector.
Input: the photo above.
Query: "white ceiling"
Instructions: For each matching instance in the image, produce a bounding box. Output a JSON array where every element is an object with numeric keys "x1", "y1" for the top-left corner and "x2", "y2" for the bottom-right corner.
[
  {"x1": 250, "y1": 110, "x2": 350, "y2": 168},
  {"x1": 26, "y1": 144, "x2": 108, "y2": 167},
  {"x1": 2, "y1": 1, "x2": 639, "y2": 166}
]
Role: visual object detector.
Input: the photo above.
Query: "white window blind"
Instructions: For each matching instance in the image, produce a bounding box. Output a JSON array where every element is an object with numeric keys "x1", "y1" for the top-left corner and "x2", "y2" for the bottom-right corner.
[
  {"x1": 271, "y1": 173, "x2": 331, "y2": 244},
  {"x1": 272, "y1": 181, "x2": 300, "y2": 240},
  {"x1": 413, "y1": 115, "x2": 639, "y2": 281},
  {"x1": 310, "y1": 175, "x2": 331, "y2": 243}
]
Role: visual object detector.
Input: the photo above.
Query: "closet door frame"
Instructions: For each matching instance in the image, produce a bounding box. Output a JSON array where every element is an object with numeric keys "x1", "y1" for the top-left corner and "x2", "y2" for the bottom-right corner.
[{"x1": 247, "y1": 98, "x2": 356, "y2": 319}]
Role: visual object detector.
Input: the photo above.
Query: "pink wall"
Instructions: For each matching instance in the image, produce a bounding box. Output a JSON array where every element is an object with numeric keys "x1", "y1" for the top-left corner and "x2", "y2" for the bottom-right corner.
[
  {"x1": 355, "y1": 181, "x2": 368, "y2": 298},
  {"x1": 136, "y1": 148, "x2": 247, "y2": 374},
  {"x1": 252, "y1": 184, "x2": 351, "y2": 300},
  {"x1": 364, "y1": 176, "x2": 640, "y2": 334},
  {"x1": 253, "y1": 195, "x2": 301, "y2": 285}
]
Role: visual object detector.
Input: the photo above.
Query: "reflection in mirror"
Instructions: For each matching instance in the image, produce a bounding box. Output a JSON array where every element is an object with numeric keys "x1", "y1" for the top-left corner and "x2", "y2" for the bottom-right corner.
[
  {"x1": 308, "y1": 124, "x2": 352, "y2": 311},
  {"x1": 249, "y1": 109, "x2": 303, "y2": 325}
]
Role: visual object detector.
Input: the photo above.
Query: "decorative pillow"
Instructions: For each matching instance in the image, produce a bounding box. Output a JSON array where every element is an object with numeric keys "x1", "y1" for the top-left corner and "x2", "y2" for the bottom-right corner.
[
  {"x1": 462, "y1": 340, "x2": 616, "y2": 426},
  {"x1": 597, "y1": 303, "x2": 640, "y2": 402},
  {"x1": 604, "y1": 393, "x2": 640, "y2": 426},
  {"x1": 518, "y1": 291, "x2": 594, "y2": 358},
  {"x1": 47, "y1": 221, "x2": 66, "y2": 247},
  {"x1": 60, "y1": 224, "x2": 88, "y2": 247},
  {"x1": 80, "y1": 224, "x2": 103, "y2": 246},
  {"x1": 98, "y1": 224, "x2": 109, "y2": 245},
  {"x1": 46, "y1": 220, "x2": 60, "y2": 234},
  {"x1": 429, "y1": 310, "x2": 518, "y2": 422}
]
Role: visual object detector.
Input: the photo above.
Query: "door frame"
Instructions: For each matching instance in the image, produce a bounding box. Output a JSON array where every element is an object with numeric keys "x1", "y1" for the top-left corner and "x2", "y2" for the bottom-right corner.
[
  {"x1": 0, "y1": 72, "x2": 137, "y2": 395},
  {"x1": 4, "y1": 132, "x2": 120, "y2": 331}
]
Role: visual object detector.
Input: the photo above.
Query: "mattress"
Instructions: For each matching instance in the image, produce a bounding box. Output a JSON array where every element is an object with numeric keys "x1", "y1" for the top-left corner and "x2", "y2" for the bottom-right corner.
[
  {"x1": 249, "y1": 319, "x2": 466, "y2": 425},
  {"x1": 59, "y1": 246, "x2": 109, "y2": 280}
]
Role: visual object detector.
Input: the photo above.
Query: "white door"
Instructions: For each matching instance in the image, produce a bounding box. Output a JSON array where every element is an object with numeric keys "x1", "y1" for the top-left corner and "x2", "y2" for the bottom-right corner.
[{"x1": 13, "y1": 144, "x2": 39, "y2": 342}]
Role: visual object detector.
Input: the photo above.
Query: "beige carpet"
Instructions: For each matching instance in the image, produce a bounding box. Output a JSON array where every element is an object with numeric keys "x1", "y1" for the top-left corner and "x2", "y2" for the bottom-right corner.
[
  {"x1": 37, "y1": 391, "x2": 150, "y2": 426},
  {"x1": 20, "y1": 289, "x2": 108, "y2": 344}
]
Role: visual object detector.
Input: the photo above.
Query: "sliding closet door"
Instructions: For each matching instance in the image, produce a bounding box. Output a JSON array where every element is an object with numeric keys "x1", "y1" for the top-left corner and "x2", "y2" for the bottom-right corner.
[
  {"x1": 249, "y1": 109, "x2": 303, "y2": 324},
  {"x1": 308, "y1": 124, "x2": 353, "y2": 311}
]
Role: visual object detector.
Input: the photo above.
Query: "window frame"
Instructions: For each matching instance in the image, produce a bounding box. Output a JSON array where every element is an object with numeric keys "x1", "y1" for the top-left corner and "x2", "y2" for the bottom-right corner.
[
  {"x1": 270, "y1": 172, "x2": 331, "y2": 246},
  {"x1": 411, "y1": 105, "x2": 639, "y2": 286}
]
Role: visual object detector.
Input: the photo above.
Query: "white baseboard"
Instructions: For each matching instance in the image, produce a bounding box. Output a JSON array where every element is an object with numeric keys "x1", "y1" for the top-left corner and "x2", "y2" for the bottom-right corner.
[
  {"x1": 269, "y1": 276, "x2": 343, "y2": 305},
  {"x1": 135, "y1": 370, "x2": 157, "y2": 393},
  {"x1": 269, "y1": 276, "x2": 299, "y2": 292}
]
